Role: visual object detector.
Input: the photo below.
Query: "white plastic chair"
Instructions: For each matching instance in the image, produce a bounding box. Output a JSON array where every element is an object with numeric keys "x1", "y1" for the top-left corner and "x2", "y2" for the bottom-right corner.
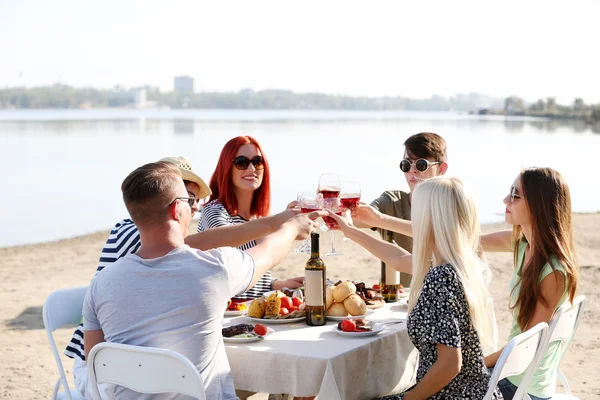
[
  {"x1": 43, "y1": 286, "x2": 88, "y2": 400},
  {"x1": 524, "y1": 295, "x2": 586, "y2": 400},
  {"x1": 484, "y1": 322, "x2": 549, "y2": 400},
  {"x1": 87, "y1": 342, "x2": 206, "y2": 400}
]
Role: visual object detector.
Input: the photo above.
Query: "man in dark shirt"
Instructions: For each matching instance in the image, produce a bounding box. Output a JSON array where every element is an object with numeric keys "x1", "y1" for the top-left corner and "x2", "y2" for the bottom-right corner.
[{"x1": 364, "y1": 132, "x2": 448, "y2": 287}]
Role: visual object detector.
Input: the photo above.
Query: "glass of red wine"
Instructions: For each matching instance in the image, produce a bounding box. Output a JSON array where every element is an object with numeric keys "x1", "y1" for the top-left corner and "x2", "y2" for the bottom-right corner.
[
  {"x1": 295, "y1": 191, "x2": 323, "y2": 253},
  {"x1": 340, "y1": 181, "x2": 361, "y2": 242},
  {"x1": 318, "y1": 173, "x2": 342, "y2": 256}
]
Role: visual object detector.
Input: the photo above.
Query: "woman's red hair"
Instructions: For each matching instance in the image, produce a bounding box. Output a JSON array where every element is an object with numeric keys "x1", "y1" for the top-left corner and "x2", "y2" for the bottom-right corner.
[{"x1": 208, "y1": 136, "x2": 271, "y2": 217}]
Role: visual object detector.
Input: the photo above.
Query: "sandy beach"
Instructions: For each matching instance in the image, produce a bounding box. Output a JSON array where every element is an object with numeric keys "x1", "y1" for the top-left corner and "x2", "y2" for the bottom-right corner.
[{"x1": 1, "y1": 215, "x2": 598, "y2": 399}]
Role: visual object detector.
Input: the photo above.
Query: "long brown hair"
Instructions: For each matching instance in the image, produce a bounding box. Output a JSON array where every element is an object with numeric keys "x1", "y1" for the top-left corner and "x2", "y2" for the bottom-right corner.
[{"x1": 511, "y1": 167, "x2": 578, "y2": 330}]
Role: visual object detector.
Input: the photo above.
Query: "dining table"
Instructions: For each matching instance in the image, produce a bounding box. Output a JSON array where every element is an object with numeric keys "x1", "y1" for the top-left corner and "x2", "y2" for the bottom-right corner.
[{"x1": 223, "y1": 301, "x2": 419, "y2": 400}]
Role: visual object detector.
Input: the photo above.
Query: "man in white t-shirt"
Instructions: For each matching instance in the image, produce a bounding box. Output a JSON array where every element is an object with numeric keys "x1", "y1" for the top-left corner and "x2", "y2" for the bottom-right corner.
[{"x1": 83, "y1": 161, "x2": 322, "y2": 399}]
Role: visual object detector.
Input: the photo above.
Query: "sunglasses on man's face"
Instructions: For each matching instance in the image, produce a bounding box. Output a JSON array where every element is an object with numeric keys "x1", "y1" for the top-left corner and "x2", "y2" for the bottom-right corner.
[
  {"x1": 509, "y1": 187, "x2": 524, "y2": 203},
  {"x1": 232, "y1": 156, "x2": 265, "y2": 170},
  {"x1": 169, "y1": 197, "x2": 197, "y2": 208},
  {"x1": 399, "y1": 158, "x2": 442, "y2": 173}
]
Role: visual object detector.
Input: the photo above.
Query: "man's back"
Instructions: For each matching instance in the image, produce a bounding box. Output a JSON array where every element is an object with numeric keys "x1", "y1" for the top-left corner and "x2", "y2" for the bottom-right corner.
[{"x1": 83, "y1": 245, "x2": 254, "y2": 400}]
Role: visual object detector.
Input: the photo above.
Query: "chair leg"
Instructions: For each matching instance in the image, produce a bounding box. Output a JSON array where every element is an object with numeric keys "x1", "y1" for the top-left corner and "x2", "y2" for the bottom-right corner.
[
  {"x1": 52, "y1": 378, "x2": 61, "y2": 400},
  {"x1": 557, "y1": 369, "x2": 572, "y2": 395}
]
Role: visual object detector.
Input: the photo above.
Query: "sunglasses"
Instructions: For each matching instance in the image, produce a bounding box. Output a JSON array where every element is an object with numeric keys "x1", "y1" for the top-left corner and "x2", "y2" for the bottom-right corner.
[
  {"x1": 232, "y1": 156, "x2": 265, "y2": 170},
  {"x1": 169, "y1": 197, "x2": 197, "y2": 208},
  {"x1": 509, "y1": 187, "x2": 524, "y2": 203},
  {"x1": 399, "y1": 158, "x2": 442, "y2": 173}
]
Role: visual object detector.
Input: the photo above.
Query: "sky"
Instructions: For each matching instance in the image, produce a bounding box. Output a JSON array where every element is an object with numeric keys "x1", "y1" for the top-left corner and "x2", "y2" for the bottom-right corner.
[{"x1": 1, "y1": 0, "x2": 599, "y2": 104}]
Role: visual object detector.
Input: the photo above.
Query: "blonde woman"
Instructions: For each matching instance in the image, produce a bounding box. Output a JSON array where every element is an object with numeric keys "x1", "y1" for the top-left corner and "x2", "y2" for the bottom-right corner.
[{"x1": 327, "y1": 177, "x2": 501, "y2": 399}]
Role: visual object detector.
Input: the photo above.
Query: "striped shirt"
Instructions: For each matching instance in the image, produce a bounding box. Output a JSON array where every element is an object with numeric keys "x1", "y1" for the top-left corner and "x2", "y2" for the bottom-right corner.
[
  {"x1": 64, "y1": 219, "x2": 141, "y2": 360},
  {"x1": 198, "y1": 200, "x2": 274, "y2": 300}
]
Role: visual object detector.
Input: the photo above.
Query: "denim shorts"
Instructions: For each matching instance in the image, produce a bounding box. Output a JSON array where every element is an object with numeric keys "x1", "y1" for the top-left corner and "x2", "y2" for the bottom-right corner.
[{"x1": 498, "y1": 378, "x2": 550, "y2": 400}]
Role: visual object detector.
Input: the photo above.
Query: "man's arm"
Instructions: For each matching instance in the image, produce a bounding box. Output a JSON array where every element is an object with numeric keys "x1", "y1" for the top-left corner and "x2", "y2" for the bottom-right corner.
[
  {"x1": 246, "y1": 212, "x2": 323, "y2": 289},
  {"x1": 186, "y1": 209, "x2": 299, "y2": 250},
  {"x1": 84, "y1": 329, "x2": 105, "y2": 360}
]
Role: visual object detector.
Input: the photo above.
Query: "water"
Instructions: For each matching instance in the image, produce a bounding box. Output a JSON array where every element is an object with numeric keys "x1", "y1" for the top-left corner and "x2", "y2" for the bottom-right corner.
[{"x1": 1, "y1": 109, "x2": 599, "y2": 248}]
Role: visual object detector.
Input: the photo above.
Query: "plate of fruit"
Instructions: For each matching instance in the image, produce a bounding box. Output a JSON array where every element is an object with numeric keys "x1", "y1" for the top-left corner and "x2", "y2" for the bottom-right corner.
[
  {"x1": 222, "y1": 323, "x2": 273, "y2": 343},
  {"x1": 334, "y1": 319, "x2": 385, "y2": 337},
  {"x1": 246, "y1": 291, "x2": 306, "y2": 324},
  {"x1": 224, "y1": 300, "x2": 249, "y2": 317}
]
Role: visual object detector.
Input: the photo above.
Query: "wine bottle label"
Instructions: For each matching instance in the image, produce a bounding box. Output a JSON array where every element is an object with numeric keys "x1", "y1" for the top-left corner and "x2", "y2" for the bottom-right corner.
[
  {"x1": 385, "y1": 265, "x2": 400, "y2": 285},
  {"x1": 305, "y1": 270, "x2": 325, "y2": 306}
]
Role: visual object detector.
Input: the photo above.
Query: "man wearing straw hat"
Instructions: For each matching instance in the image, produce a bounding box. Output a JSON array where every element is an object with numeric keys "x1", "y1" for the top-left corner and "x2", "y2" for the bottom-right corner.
[{"x1": 67, "y1": 156, "x2": 313, "y2": 399}]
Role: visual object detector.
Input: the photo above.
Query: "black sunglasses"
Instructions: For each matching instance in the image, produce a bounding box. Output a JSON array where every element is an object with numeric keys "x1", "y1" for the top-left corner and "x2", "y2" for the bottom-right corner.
[
  {"x1": 168, "y1": 197, "x2": 197, "y2": 208},
  {"x1": 232, "y1": 156, "x2": 265, "y2": 170},
  {"x1": 399, "y1": 158, "x2": 442, "y2": 173}
]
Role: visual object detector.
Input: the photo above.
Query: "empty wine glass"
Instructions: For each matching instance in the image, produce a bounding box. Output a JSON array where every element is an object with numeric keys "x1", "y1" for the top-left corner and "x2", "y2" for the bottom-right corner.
[
  {"x1": 295, "y1": 191, "x2": 323, "y2": 253},
  {"x1": 318, "y1": 173, "x2": 342, "y2": 256}
]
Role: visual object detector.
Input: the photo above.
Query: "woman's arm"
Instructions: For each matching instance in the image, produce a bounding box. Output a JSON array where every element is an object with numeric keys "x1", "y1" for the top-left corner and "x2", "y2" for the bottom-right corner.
[
  {"x1": 480, "y1": 230, "x2": 513, "y2": 253},
  {"x1": 485, "y1": 270, "x2": 566, "y2": 368},
  {"x1": 352, "y1": 203, "x2": 414, "y2": 236},
  {"x1": 327, "y1": 211, "x2": 412, "y2": 274},
  {"x1": 404, "y1": 344, "x2": 462, "y2": 400}
]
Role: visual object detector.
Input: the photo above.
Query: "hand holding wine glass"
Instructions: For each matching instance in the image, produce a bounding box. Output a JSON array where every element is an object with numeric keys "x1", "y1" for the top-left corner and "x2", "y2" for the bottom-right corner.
[
  {"x1": 318, "y1": 173, "x2": 342, "y2": 256},
  {"x1": 340, "y1": 181, "x2": 361, "y2": 211},
  {"x1": 324, "y1": 209, "x2": 354, "y2": 233},
  {"x1": 351, "y1": 202, "x2": 383, "y2": 228},
  {"x1": 295, "y1": 191, "x2": 324, "y2": 253}
]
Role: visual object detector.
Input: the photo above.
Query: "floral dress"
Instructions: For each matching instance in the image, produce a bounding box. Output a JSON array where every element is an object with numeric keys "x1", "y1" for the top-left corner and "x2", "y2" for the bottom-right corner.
[{"x1": 377, "y1": 264, "x2": 502, "y2": 400}]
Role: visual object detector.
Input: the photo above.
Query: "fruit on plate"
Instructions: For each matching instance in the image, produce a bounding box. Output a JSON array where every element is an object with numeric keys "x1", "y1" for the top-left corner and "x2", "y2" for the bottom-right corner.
[
  {"x1": 292, "y1": 297, "x2": 303, "y2": 307},
  {"x1": 340, "y1": 319, "x2": 356, "y2": 332},
  {"x1": 253, "y1": 323, "x2": 268, "y2": 336},
  {"x1": 249, "y1": 291, "x2": 307, "y2": 319},
  {"x1": 280, "y1": 296, "x2": 293, "y2": 310}
]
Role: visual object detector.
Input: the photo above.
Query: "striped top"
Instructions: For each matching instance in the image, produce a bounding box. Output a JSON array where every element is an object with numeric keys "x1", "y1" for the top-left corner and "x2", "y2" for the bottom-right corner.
[
  {"x1": 64, "y1": 219, "x2": 141, "y2": 360},
  {"x1": 198, "y1": 200, "x2": 274, "y2": 300}
]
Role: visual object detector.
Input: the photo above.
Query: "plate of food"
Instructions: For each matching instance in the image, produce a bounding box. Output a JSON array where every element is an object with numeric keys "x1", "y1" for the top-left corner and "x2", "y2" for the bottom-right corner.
[
  {"x1": 326, "y1": 281, "x2": 372, "y2": 319},
  {"x1": 222, "y1": 323, "x2": 273, "y2": 343},
  {"x1": 326, "y1": 309, "x2": 374, "y2": 321},
  {"x1": 397, "y1": 286, "x2": 410, "y2": 299},
  {"x1": 246, "y1": 291, "x2": 306, "y2": 324},
  {"x1": 224, "y1": 300, "x2": 249, "y2": 317},
  {"x1": 333, "y1": 319, "x2": 385, "y2": 337}
]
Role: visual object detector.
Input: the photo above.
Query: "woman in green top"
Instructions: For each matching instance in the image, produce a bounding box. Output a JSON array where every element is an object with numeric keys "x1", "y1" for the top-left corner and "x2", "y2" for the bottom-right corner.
[{"x1": 481, "y1": 167, "x2": 579, "y2": 399}]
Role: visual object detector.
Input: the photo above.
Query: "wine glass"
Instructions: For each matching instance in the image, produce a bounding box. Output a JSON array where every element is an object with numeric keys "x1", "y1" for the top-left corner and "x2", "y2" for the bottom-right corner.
[
  {"x1": 340, "y1": 181, "x2": 361, "y2": 242},
  {"x1": 295, "y1": 191, "x2": 323, "y2": 254},
  {"x1": 318, "y1": 173, "x2": 342, "y2": 256}
]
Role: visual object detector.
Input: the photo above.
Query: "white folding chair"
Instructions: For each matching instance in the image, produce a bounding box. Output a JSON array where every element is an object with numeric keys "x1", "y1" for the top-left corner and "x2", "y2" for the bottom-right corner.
[
  {"x1": 526, "y1": 295, "x2": 586, "y2": 400},
  {"x1": 484, "y1": 322, "x2": 549, "y2": 400},
  {"x1": 43, "y1": 286, "x2": 88, "y2": 400},
  {"x1": 87, "y1": 342, "x2": 206, "y2": 400}
]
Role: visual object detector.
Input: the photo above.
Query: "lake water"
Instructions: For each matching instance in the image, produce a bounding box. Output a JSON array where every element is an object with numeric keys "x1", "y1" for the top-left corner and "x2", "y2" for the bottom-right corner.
[{"x1": 1, "y1": 109, "x2": 599, "y2": 248}]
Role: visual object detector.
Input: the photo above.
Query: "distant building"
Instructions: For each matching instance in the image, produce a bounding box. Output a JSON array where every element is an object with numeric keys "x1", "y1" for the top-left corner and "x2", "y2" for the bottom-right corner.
[
  {"x1": 133, "y1": 88, "x2": 146, "y2": 108},
  {"x1": 174, "y1": 76, "x2": 194, "y2": 94}
]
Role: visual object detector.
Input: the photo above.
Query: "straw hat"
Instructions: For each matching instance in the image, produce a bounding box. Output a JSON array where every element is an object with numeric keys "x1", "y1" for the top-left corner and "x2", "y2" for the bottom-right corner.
[{"x1": 159, "y1": 156, "x2": 212, "y2": 199}]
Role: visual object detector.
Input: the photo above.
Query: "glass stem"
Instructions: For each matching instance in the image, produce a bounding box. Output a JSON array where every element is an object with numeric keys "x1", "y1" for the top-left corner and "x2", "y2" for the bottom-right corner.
[{"x1": 330, "y1": 230, "x2": 336, "y2": 254}]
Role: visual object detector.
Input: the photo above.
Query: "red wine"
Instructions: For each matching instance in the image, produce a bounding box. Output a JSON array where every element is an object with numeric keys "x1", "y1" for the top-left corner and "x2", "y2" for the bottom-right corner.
[
  {"x1": 301, "y1": 207, "x2": 321, "y2": 213},
  {"x1": 323, "y1": 212, "x2": 342, "y2": 230},
  {"x1": 341, "y1": 196, "x2": 360, "y2": 210},
  {"x1": 319, "y1": 189, "x2": 340, "y2": 198}
]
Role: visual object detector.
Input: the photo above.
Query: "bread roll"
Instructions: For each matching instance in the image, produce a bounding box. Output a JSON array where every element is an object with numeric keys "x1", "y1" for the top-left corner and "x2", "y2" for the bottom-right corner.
[
  {"x1": 333, "y1": 281, "x2": 356, "y2": 302},
  {"x1": 326, "y1": 302, "x2": 349, "y2": 317},
  {"x1": 326, "y1": 286, "x2": 334, "y2": 309},
  {"x1": 343, "y1": 294, "x2": 367, "y2": 316}
]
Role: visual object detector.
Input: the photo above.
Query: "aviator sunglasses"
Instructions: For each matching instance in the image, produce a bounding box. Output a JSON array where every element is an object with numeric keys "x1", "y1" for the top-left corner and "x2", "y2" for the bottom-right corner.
[
  {"x1": 168, "y1": 197, "x2": 198, "y2": 207},
  {"x1": 399, "y1": 158, "x2": 442, "y2": 173},
  {"x1": 232, "y1": 156, "x2": 265, "y2": 170}
]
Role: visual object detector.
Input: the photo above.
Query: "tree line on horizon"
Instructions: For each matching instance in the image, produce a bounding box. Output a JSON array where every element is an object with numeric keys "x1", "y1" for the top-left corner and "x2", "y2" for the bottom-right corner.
[{"x1": 0, "y1": 85, "x2": 598, "y2": 123}]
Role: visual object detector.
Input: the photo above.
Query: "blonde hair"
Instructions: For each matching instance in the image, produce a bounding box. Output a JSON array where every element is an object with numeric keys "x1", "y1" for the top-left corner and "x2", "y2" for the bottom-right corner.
[{"x1": 408, "y1": 177, "x2": 493, "y2": 347}]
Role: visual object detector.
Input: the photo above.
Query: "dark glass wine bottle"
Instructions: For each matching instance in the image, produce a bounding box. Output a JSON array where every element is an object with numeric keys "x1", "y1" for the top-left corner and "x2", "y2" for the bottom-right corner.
[
  {"x1": 380, "y1": 230, "x2": 400, "y2": 303},
  {"x1": 305, "y1": 232, "x2": 327, "y2": 326}
]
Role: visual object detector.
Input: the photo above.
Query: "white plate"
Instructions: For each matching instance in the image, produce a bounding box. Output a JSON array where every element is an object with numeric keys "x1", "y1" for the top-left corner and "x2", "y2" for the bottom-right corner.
[
  {"x1": 333, "y1": 323, "x2": 385, "y2": 337},
  {"x1": 224, "y1": 309, "x2": 247, "y2": 317},
  {"x1": 223, "y1": 327, "x2": 274, "y2": 343},
  {"x1": 247, "y1": 316, "x2": 305, "y2": 324},
  {"x1": 397, "y1": 298, "x2": 409, "y2": 306},
  {"x1": 326, "y1": 309, "x2": 374, "y2": 321}
]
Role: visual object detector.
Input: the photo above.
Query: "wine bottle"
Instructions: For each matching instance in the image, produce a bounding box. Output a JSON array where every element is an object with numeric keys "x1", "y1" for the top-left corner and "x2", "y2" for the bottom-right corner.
[
  {"x1": 380, "y1": 230, "x2": 400, "y2": 303},
  {"x1": 305, "y1": 232, "x2": 327, "y2": 326}
]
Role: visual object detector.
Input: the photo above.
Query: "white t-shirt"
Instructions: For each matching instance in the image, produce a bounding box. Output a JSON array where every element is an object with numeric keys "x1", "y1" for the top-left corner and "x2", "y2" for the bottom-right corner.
[{"x1": 83, "y1": 245, "x2": 255, "y2": 400}]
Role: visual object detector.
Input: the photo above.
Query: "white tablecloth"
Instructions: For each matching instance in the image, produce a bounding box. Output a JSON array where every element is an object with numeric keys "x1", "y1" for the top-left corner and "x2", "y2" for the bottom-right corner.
[{"x1": 224, "y1": 302, "x2": 419, "y2": 400}]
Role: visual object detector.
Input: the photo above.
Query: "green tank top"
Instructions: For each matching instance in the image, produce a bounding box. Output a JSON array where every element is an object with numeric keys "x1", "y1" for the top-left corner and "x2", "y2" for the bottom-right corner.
[{"x1": 506, "y1": 240, "x2": 568, "y2": 398}]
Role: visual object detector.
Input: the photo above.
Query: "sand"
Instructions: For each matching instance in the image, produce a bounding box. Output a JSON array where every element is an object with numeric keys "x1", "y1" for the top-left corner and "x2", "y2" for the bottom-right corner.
[{"x1": 1, "y1": 215, "x2": 598, "y2": 399}]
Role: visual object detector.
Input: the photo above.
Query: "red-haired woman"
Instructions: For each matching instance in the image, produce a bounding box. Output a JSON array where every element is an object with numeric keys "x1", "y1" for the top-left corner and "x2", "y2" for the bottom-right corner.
[{"x1": 198, "y1": 136, "x2": 304, "y2": 300}]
